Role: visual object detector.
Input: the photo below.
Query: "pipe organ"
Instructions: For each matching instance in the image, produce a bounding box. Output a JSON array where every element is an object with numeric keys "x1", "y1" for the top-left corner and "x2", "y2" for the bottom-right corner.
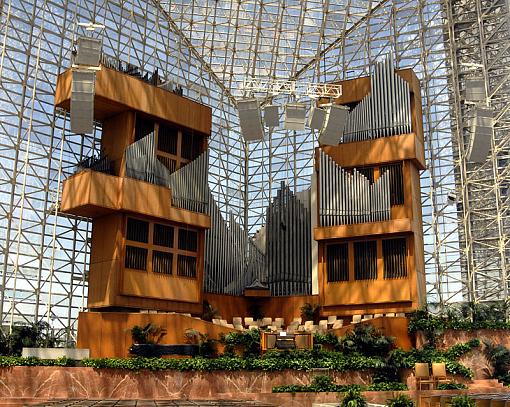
[
  {"x1": 266, "y1": 182, "x2": 312, "y2": 296},
  {"x1": 319, "y1": 150, "x2": 391, "y2": 227},
  {"x1": 314, "y1": 60, "x2": 426, "y2": 316},
  {"x1": 343, "y1": 56, "x2": 412, "y2": 142}
]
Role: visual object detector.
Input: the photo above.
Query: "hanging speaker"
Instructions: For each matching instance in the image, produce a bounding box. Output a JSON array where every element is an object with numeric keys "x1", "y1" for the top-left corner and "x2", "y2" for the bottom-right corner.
[
  {"x1": 238, "y1": 98, "x2": 264, "y2": 142},
  {"x1": 467, "y1": 106, "x2": 494, "y2": 163},
  {"x1": 75, "y1": 36, "x2": 102, "y2": 67},
  {"x1": 71, "y1": 70, "x2": 95, "y2": 134},
  {"x1": 264, "y1": 105, "x2": 280, "y2": 127},
  {"x1": 465, "y1": 77, "x2": 486, "y2": 103},
  {"x1": 308, "y1": 106, "x2": 326, "y2": 130},
  {"x1": 319, "y1": 104, "x2": 349, "y2": 146},
  {"x1": 284, "y1": 103, "x2": 307, "y2": 131}
]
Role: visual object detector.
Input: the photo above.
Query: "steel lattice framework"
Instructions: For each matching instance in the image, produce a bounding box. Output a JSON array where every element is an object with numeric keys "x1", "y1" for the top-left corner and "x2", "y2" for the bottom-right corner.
[{"x1": 0, "y1": 0, "x2": 508, "y2": 341}]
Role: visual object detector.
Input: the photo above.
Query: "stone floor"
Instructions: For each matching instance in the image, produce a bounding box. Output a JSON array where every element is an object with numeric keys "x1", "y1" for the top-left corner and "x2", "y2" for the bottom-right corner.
[{"x1": 30, "y1": 401, "x2": 274, "y2": 406}]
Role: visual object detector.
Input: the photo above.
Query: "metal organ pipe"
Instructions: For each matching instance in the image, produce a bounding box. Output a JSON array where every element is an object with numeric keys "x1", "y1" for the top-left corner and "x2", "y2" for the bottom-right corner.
[
  {"x1": 319, "y1": 150, "x2": 392, "y2": 226},
  {"x1": 341, "y1": 56, "x2": 413, "y2": 143}
]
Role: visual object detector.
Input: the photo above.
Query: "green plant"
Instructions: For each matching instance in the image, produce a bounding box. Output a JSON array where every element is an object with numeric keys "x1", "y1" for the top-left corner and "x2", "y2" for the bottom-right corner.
[
  {"x1": 340, "y1": 387, "x2": 367, "y2": 407},
  {"x1": 338, "y1": 324, "x2": 395, "y2": 357},
  {"x1": 367, "y1": 382, "x2": 408, "y2": 391},
  {"x1": 308, "y1": 375, "x2": 338, "y2": 392},
  {"x1": 387, "y1": 394, "x2": 414, "y2": 407},
  {"x1": 449, "y1": 395, "x2": 475, "y2": 407},
  {"x1": 437, "y1": 383, "x2": 468, "y2": 390},
  {"x1": 201, "y1": 300, "x2": 220, "y2": 322},
  {"x1": 184, "y1": 329, "x2": 217, "y2": 358},
  {"x1": 301, "y1": 303, "x2": 321, "y2": 324},
  {"x1": 130, "y1": 324, "x2": 166, "y2": 345},
  {"x1": 1, "y1": 321, "x2": 60, "y2": 356},
  {"x1": 220, "y1": 329, "x2": 261, "y2": 357},
  {"x1": 484, "y1": 341, "x2": 510, "y2": 384},
  {"x1": 314, "y1": 332, "x2": 339, "y2": 346}
]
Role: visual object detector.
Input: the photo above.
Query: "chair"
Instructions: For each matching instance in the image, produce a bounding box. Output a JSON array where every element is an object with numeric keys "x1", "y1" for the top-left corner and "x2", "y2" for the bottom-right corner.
[
  {"x1": 373, "y1": 313, "x2": 383, "y2": 319},
  {"x1": 225, "y1": 323, "x2": 234, "y2": 328},
  {"x1": 232, "y1": 317, "x2": 243, "y2": 326},
  {"x1": 385, "y1": 313, "x2": 396, "y2": 317},
  {"x1": 361, "y1": 314, "x2": 373, "y2": 322},
  {"x1": 415, "y1": 363, "x2": 434, "y2": 390},
  {"x1": 274, "y1": 318, "x2": 284, "y2": 327},
  {"x1": 293, "y1": 317, "x2": 302, "y2": 324},
  {"x1": 234, "y1": 324, "x2": 244, "y2": 331},
  {"x1": 212, "y1": 318, "x2": 221, "y2": 325},
  {"x1": 352, "y1": 314, "x2": 362, "y2": 324},
  {"x1": 244, "y1": 317, "x2": 254, "y2": 326},
  {"x1": 220, "y1": 319, "x2": 228, "y2": 326},
  {"x1": 297, "y1": 325, "x2": 306, "y2": 332},
  {"x1": 432, "y1": 362, "x2": 451, "y2": 387},
  {"x1": 332, "y1": 320, "x2": 344, "y2": 330},
  {"x1": 268, "y1": 325, "x2": 278, "y2": 332},
  {"x1": 318, "y1": 320, "x2": 328, "y2": 332},
  {"x1": 266, "y1": 334, "x2": 277, "y2": 349},
  {"x1": 261, "y1": 317, "x2": 272, "y2": 327},
  {"x1": 396, "y1": 312, "x2": 405, "y2": 317},
  {"x1": 286, "y1": 325, "x2": 297, "y2": 334},
  {"x1": 327, "y1": 316, "x2": 337, "y2": 324},
  {"x1": 248, "y1": 324, "x2": 259, "y2": 330}
]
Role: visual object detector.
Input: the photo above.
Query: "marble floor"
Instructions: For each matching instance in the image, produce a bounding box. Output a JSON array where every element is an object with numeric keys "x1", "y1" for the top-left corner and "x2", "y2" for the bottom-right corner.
[{"x1": 30, "y1": 401, "x2": 274, "y2": 406}]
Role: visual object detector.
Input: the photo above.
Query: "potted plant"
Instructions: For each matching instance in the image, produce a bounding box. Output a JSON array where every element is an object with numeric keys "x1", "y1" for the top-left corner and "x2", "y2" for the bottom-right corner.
[
  {"x1": 340, "y1": 387, "x2": 367, "y2": 407},
  {"x1": 301, "y1": 303, "x2": 321, "y2": 324}
]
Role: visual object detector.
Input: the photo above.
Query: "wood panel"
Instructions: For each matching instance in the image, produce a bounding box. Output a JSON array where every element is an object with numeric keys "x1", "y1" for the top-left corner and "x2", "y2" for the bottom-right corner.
[
  {"x1": 316, "y1": 133, "x2": 426, "y2": 171},
  {"x1": 314, "y1": 219, "x2": 413, "y2": 241},
  {"x1": 77, "y1": 311, "x2": 239, "y2": 358},
  {"x1": 101, "y1": 111, "x2": 135, "y2": 177},
  {"x1": 55, "y1": 67, "x2": 212, "y2": 135}
]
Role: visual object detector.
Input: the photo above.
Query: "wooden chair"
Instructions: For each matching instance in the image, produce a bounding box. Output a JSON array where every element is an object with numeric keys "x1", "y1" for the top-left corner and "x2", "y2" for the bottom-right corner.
[
  {"x1": 432, "y1": 362, "x2": 451, "y2": 387},
  {"x1": 244, "y1": 317, "x2": 254, "y2": 326},
  {"x1": 415, "y1": 362, "x2": 435, "y2": 390},
  {"x1": 352, "y1": 314, "x2": 362, "y2": 324},
  {"x1": 232, "y1": 317, "x2": 243, "y2": 326}
]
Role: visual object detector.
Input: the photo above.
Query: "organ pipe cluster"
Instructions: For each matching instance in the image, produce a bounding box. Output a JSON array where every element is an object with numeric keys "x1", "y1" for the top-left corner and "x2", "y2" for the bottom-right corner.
[
  {"x1": 125, "y1": 132, "x2": 172, "y2": 187},
  {"x1": 266, "y1": 182, "x2": 312, "y2": 296},
  {"x1": 319, "y1": 150, "x2": 391, "y2": 227},
  {"x1": 343, "y1": 56, "x2": 412, "y2": 142}
]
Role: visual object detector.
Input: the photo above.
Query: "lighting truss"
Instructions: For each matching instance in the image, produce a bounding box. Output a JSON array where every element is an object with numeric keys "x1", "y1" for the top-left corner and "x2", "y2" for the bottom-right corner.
[{"x1": 239, "y1": 78, "x2": 343, "y2": 99}]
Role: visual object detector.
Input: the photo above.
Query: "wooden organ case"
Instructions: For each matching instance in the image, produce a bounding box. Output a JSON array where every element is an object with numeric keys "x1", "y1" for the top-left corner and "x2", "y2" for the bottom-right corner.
[{"x1": 314, "y1": 60, "x2": 426, "y2": 316}]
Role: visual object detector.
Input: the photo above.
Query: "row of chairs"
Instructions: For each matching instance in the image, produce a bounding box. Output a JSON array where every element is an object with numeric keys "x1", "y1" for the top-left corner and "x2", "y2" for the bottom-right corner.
[{"x1": 415, "y1": 362, "x2": 451, "y2": 390}]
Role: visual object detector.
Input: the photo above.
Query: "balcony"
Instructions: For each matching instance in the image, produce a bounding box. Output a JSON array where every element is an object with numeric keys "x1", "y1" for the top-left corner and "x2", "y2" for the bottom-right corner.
[{"x1": 60, "y1": 169, "x2": 210, "y2": 229}]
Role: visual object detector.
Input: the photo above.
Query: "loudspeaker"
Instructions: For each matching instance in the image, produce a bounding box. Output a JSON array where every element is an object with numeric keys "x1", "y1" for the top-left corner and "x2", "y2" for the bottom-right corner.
[
  {"x1": 75, "y1": 36, "x2": 102, "y2": 67},
  {"x1": 465, "y1": 77, "x2": 486, "y2": 102},
  {"x1": 284, "y1": 103, "x2": 307, "y2": 131},
  {"x1": 319, "y1": 104, "x2": 349, "y2": 146},
  {"x1": 238, "y1": 98, "x2": 264, "y2": 142},
  {"x1": 71, "y1": 70, "x2": 95, "y2": 134},
  {"x1": 467, "y1": 106, "x2": 493, "y2": 163},
  {"x1": 308, "y1": 107, "x2": 326, "y2": 130},
  {"x1": 264, "y1": 105, "x2": 280, "y2": 128}
]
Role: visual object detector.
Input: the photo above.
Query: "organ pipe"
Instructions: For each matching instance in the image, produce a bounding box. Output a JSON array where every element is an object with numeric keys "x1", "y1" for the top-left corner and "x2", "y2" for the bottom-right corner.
[
  {"x1": 343, "y1": 56, "x2": 412, "y2": 143},
  {"x1": 319, "y1": 150, "x2": 391, "y2": 227}
]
